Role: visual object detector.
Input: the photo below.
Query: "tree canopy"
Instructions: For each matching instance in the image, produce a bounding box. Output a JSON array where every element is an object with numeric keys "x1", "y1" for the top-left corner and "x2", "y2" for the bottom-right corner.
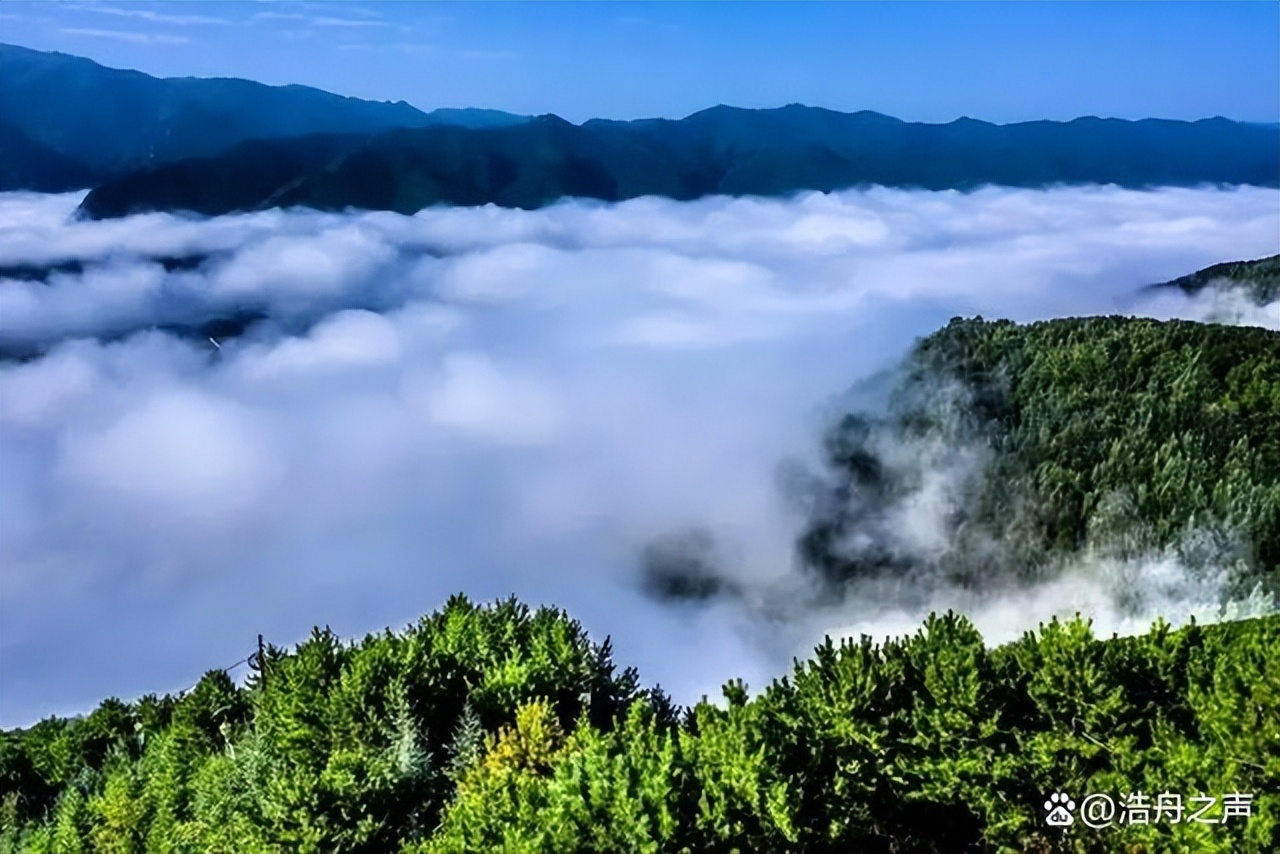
[{"x1": 4, "y1": 315, "x2": 1277, "y2": 853}]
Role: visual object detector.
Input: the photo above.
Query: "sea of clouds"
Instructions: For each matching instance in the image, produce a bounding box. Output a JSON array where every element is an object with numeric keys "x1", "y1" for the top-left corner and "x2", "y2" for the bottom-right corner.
[{"x1": 1, "y1": 185, "x2": 1277, "y2": 726}]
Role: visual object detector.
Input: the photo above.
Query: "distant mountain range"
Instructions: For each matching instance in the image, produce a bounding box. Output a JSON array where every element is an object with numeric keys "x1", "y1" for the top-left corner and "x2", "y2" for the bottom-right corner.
[
  {"x1": 78, "y1": 108, "x2": 1279, "y2": 219},
  {"x1": 0, "y1": 43, "x2": 528, "y2": 191},
  {"x1": 1, "y1": 44, "x2": 1277, "y2": 217}
]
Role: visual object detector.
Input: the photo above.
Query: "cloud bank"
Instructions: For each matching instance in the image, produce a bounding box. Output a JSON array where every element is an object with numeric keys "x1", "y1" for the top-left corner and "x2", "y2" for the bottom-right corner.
[{"x1": 1, "y1": 185, "x2": 1277, "y2": 726}]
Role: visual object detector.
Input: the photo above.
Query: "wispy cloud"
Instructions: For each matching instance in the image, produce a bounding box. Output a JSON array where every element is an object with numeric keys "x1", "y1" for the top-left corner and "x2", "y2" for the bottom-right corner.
[
  {"x1": 312, "y1": 16, "x2": 389, "y2": 28},
  {"x1": 614, "y1": 15, "x2": 684, "y2": 35},
  {"x1": 80, "y1": 5, "x2": 230, "y2": 26},
  {"x1": 248, "y1": 11, "x2": 307, "y2": 21},
  {"x1": 338, "y1": 42, "x2": 435, "y2": 54},
  {"x1": 251, "y1": 10, "x2": 389, "y2": 28},
  {"x1": 0, "y1": 11, "x2": 54, "y2": 24},
  {"x1": 295, "y1": 2, "x2": 385, "y2": 21},
  {"x1": 60, "y1": 28, "x2": 190, "y2": 45},
  {"x1": 457, "y1": 48, "x2": 519, "y2": 61}
]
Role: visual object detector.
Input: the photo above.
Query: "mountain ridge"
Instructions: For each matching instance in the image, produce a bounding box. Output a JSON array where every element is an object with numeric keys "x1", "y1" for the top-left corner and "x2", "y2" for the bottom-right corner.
[
  {"x1": 1152, "y1": 253, "x2": 1280, "y2": 305},
  {"x1": 0, "y1": 43, "x2": 530, "y2": 191},
  {"x1": 3, "y1": 43, "x2": 1277, "y2": 214},
  {"x1": 78, "y1": 106, "x2": 1280, "y2": 218}
]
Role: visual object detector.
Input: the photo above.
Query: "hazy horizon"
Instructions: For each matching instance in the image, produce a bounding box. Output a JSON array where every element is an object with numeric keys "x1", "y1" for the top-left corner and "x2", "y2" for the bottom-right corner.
[{"x1": 2, "y1": 1, "x2": 1277, "y2": 124}]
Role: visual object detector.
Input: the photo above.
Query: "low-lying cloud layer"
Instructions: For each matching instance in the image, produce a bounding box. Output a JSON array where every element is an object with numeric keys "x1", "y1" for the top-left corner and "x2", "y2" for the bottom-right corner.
[{"x1": 1, "y1": 186, "x2": 1277, "y2": 725}]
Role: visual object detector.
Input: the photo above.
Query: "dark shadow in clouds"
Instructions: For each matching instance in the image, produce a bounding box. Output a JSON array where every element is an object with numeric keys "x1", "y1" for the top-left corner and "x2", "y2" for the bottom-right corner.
[{"x1": 1, "y1": 185, "x2": 1277, "y2": 725}]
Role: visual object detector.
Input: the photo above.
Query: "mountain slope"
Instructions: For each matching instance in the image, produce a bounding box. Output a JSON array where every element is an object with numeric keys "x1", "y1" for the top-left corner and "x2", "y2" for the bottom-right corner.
[
  {"x1": 0, "y1": 44, "x2": 528, "y2": 190},
  {"x1": 0, "y1": 121, "x2": 96, "y2": 192},
  {"x1": 79, "y1": 105, "x2": 1280, "y2": 218},
  {"x1": 1155, "y1": 254, "x2": 1280, "y2": 305},
  {"x1": 2, "y1": 313, "x2": 1277, "y2": 851},
  {"x1": 2, "y1": 597, "x2": 1275, "y2": 852},
  {"x1": 794, "y1": 316, "x2": 1280, "y2": 601}
]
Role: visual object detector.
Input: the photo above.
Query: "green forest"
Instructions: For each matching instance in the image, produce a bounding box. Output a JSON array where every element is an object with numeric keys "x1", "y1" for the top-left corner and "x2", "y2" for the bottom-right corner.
[
  {"x1": 3, "y1": 316, "x2": 1277, "y2": 853},
  {"x1": 798, "y1": 315, "x2": 1279, "y2": 599},
  {"x1": 1160, "y1": 254, "x2": 1280, "y2": 306}
]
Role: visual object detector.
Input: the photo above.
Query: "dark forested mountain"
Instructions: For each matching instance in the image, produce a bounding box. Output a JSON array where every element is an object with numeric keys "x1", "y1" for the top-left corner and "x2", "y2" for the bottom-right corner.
[
  {"x1": 1153, "y1": 253, "x2": 1280, "y2": 305},
  {"x1": 0, "y1": 121, "x2": 97, "y2": 192},
  {"x1": 792, "y1": 316, "x2": 1280, "y2": 601},
  {"x1": 78, "y1": 104, "x2": 1280, "y2": 218},
  {"x1": 3, "y1": 44, "x2": 1276, "y2": 208},
  {"x1": 0, "y1": 44, "x2": 528, "y2": 191}
]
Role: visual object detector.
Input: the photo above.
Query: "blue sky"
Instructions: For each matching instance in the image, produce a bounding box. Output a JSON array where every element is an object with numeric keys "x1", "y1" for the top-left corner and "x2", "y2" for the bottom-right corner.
[{"x1": 2, "y1": 1, "x2": 1278, "y2": 124}]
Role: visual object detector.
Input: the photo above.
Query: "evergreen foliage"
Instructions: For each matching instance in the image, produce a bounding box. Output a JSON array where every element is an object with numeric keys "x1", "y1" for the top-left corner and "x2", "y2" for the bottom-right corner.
[
  {"x1": 3, "y1": 317, "x2": 1276, "y2": 852},
  {"x1": 4, "y1": 607, "x2": 1273, "y2": 853},
  {"x1": 1, "y1": 597, "x2": 655, "y2": 853},
  {"x1": 1159, "y1": 254, "x2": 1280, "y2": 306},
  {"x1": 800, "y1": 316, "x2": 1280, "y2": 598}
]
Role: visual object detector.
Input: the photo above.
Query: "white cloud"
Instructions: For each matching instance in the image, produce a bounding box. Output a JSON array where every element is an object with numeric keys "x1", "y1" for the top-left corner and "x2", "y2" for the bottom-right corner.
[
  {"x1": 457, "y1": 48, "x2": 519, "y2": 61},
  {"x1": 239, "y1": 309, "x2": 404, "y2": 380},
  {"x1": 81, "y1": 6, "x2": 231, "y2": 26},
  {"x1": 338, "y1": 42, "x2": 435, "y2": 54},
  {"x1": 0, "y1": 185, "x2": 1276, "y2": 725},
  {"x1": 60, "y1": 27, "x2": 190, "y2": 44},
  {"x1": 250, "y1": 11, "x2": 390, "y2": 28},
  {"x1": 403, "y1": 352, "x2": 566, "y2": 446},
  {"x1": 310, "y1": 16, "x2": 388, "y2": 28},
  {"x1": 58, "y1": 388, "x2": 283, "y2": 518},
  {"x1": 209, "y1": 223, "x2": 397, "y2": 305}
]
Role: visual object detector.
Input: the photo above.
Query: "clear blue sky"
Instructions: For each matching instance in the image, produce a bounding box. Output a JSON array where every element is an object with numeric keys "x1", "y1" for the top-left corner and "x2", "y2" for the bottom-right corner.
[{"x1": 2, "y1": 1, "x2": 1277, "y2": 123}]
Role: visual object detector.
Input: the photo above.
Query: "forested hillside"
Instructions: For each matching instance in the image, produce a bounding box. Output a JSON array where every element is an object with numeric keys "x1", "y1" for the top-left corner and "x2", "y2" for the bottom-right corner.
[
  {"x1": 3, "y1": 316, "x2": 1277, "y2": 853},
  {"x1": 78, "y1": 108, "x2": 1280, "y2": 219},
  {"x1": 796, "y1": 316, "x2": 1280, "y2": 600},
  {"x1": 1155, "y1": 254, "x2": 1280, "y2": 306},
  {"x1": 1, "y1": 602, "x2": 1275, "y2": 853}
]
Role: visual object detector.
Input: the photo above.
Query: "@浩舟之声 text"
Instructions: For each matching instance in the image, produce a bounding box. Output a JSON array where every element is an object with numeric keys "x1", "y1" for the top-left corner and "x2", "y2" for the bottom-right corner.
[{"x1": 1043, "y1": 792, "x2": 1254, "y2": 829}]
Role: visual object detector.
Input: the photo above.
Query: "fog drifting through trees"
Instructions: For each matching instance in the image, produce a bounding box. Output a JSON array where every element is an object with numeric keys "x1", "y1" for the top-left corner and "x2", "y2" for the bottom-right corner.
[{"x1": 1, "y1": 185, "x2": 1277, "y2": 726}]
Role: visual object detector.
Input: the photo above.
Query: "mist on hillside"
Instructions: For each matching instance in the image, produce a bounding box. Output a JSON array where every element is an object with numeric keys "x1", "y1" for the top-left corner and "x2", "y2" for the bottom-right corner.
[{"x1": 1, "y1": 185, "x2": 1277, "y2": 726}]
